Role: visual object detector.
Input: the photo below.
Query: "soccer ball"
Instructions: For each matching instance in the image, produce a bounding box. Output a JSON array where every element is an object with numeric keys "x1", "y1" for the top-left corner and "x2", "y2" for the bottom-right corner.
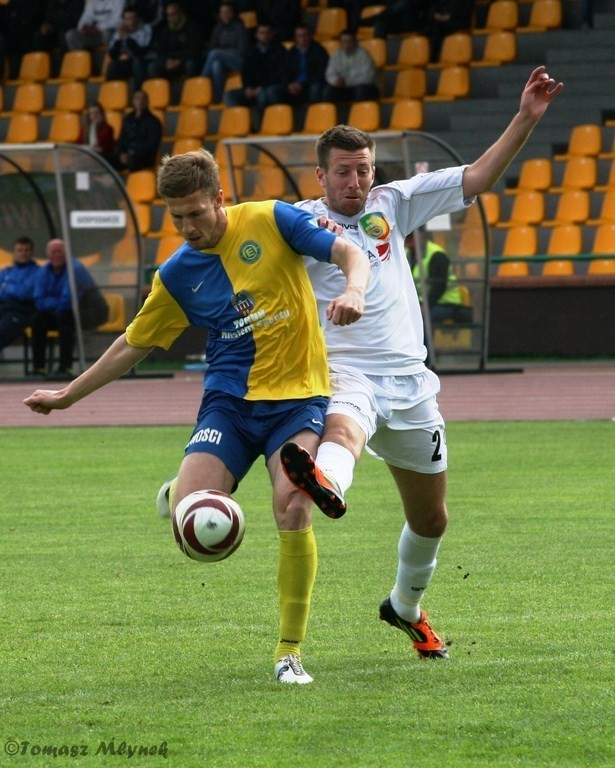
[{"x1": 172, "y1": 490, "x2": 245, "y2": 563}]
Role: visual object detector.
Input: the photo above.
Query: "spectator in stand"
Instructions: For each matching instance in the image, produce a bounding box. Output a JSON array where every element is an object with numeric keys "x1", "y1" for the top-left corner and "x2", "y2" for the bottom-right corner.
[
  {"x1": 66, "y1": 0, "x2": 125, "y2": 51},
  {"x1": 425, "y1": 1, "x2": 475, "y2": 62},
  {"x1": 112, "y1": 89, "x2": 162, "y2": 172},
  {"x1": 323, "y1": 29, "x2": 379, "y2": 104},
  {"x1": 253, "y1": 0, "x2": 302, "y2": 43},
  {"x1": 33, "y1": 0, "x2": 84, "y2": 55},
  {"x1": 79, "y1": 102, "x2": 116, "y2": 164},
  {"x1": 224, "y1": 22, "x2": 287, "y2": 131},
  {"x1": 327, "y1": 1, "x2": 367, "y2": 34},
  {"x1": 129, "y1": 0, "x2": 165, "y2": 29},
  {"x1": 0, "y1": 0, "x2": 47, "y2": 80},
  {"x1": 265, "y1": 24, "x2": 329, "y2": 107},
  {"x1": 0, "y1": 237, "x2": 40, "y2": 355},
  {"x1": 31, "y1": 239, "x2": 98, "y2": 379},
  {"x1": 147, "y1": 2, "x2": 204, "y2": 80},
  {"x1": 371, "y1": 0, "x2": 430, "y2": 39},
  {"x1": 105, "y1": 6, "x2": 153, "y2": 89},
  {"x1": 200, "y1": 2, "x2": 250, "y2": 103}
]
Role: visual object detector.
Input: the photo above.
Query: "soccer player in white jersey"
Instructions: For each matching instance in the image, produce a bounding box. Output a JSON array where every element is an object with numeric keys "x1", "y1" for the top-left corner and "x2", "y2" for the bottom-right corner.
[{"x1": 281, "y1": 66, "x2": 563, "y2": 658}]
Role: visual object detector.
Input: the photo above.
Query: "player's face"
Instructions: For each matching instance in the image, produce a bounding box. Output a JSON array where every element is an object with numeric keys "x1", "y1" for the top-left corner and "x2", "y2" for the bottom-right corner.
[
  {"x1": 166, "y1": 189, "x2": 225, "y2": 250},
  {"x1": 317, "y1": 148, "x2": 375, "y2": 217}
]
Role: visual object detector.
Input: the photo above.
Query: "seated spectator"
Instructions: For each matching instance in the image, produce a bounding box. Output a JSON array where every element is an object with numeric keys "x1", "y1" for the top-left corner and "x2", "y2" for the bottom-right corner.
[
  {"x1": 33, "y1": 0, "x2": 84, "y2": 55},
  {"x1": 253, "y1": 0, "x2": 302, "y2": 43},
  {"x1": 112, "y1": 89, "x2": 162, "y2": 172},
  {"x1": 0, "y1": 236, "x2": 40, "y2": 354},
  {"x1": 224, "y1": 22, "x2": 286, "y2": 131},
  {"x1": 200, "y1": 2, "x2": 250, "y2": 103},
  {"x1": 31, "y1": 239, "x2": 99, "y2": 379},
  {"x1": 106, "y1": 6, "x2": 153, "y2": 89},
  {"x1": 147, "y1": 2, "x2": 204, "y2": 80},
  {"x1": 79, "y1": 102, "x2": 116, "y2": 164},
  {"x1": 323, "y1": 29, "x2": 379, "y2": 104},
  {"x1": 66, "y1": 0, "x2": 125, "y2": 51},
  {"x1": 129, "y1": 0, "x2": 165, "y2": 28},
  {"x1": 0, "y1": 0, "x2": 47, "y2": 80},
  {"x1": 265, "y1": 24, "x2": 329, "y2": 107}
]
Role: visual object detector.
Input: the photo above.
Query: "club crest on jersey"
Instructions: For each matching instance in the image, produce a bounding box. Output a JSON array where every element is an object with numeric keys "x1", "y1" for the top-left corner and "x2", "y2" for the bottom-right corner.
[
  {"x1": 230, "y1": 290, "x2": 255, "y2": 317},
  {"x1": 239, "y1": 240, "x2": 261, "y2": 263},
  {"x1": 359, "y1": 212, "x2": 390, "y2": 241}
]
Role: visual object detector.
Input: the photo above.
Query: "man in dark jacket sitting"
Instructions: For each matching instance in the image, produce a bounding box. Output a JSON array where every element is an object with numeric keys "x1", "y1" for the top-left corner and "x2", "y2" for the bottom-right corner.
[{"x1": 112, "y1": 89, "x2": 162, "y2": 172}]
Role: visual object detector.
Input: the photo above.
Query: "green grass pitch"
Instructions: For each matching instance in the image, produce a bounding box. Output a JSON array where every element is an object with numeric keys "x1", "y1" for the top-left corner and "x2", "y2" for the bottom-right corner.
[{"x1": 0, "y1": 422, "x2": 613, "y2": 767}]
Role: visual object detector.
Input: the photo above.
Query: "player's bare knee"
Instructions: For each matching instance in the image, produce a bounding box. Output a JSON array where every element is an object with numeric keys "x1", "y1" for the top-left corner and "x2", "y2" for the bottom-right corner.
[
  {"x1": 407, "y1": 505, "x2": 448, "y2": 537},
  {"x1": 275, "y1": 489, "x2": 313, "y2": 530}
]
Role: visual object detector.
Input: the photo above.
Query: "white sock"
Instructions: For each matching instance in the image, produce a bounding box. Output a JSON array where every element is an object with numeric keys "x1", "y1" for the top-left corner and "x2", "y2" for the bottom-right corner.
[
  {"x1": 315, "y1": 441, "x2": 355, "y2": 495},
  {"x1": 390, "y1": 523, "x2": 442, "y2": 624}
]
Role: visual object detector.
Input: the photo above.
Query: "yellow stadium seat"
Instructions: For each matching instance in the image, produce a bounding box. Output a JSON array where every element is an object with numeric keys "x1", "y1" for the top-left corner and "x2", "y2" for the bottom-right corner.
[
  {"x1": 550, "y1": 157, "x2": 597, "y2": 192},
  {"x1": 386, "y1": 35, "x2": 430, "y2": 70},
  {"x1": 142, "y1": 78, "x2": 171, "y2": 110},
  {"x1": 424, "y1": 66, "x2": 470, "y2": 101},
  {"x1": 384, "y1": 67, "x2": 427, "y2": 102},
  {"x1": 171, "y1": 107, "x2": 207, "y2": 140},
  {"x1": 98, "y1": 80, "x2": 130, "y2": 112},
  {"x1": 10, "y1": 51, "x2": 50, "y2": 83},
  {"x1": 554, "y1": 124, "x2": 602, "y2": 160},
  {"x1": 171, "y1": 137, "x2": 203, "y2": 155},
  {"x1": 6, "y1": 113, "x2": 39, "y2": 143},
  {"x1": 314, "y1": 7, "x2": 347, "y2": 41},
  {"x1": 169, "y1": 77, "x2": 213, "y2": 111},
  {"x1": 51, "y1": 81, "x2": 87, "y2": 113},
  {"x1": 303, "y1": 102, "x2": 338, "y2": 134},
  {"x1": 428, "y1": 32, "x2": 473, "y2": 68},
  {"x1": 155, "y1": 235, "x2": 184, "y2": 265},
  {"x1": 502, "y1": 226, "x2": 537, "y2": 257},
  {"x1": 591, "y1": 224, "x2": 615, "y2": 256},
  {"x1": 296, "y1": 168, "x2": 322, "y2": 200},
  {"x1": 51, "y1": 50, "x2": 92, "y2": 82},
  {"x1": 259, "y1": 104, "x2": 294, "y2": 136},
  {"x1": 543, "y1": 190, "x2": 590, "y2": 227},
  {"x1": 96, "y1": 292, "x2": 126, "y2": 333},
  {"x1": 505, "y1": 158, "x2": 552, "y2": 195},
  {"x1": 496, "y1": 190, "x2": 544, "y2": 228},
  {"x1": 11, "y1": 83, "x2": 45, "y2": 114},
  {"x1": 475, "y1": 1, "x2": 519, "y2": 35},
  {"x1": 471, "y1": 31, "x2": 517, "y2": 67},
  {"x1": 587, "y1": 258, "x2": 615, "y2": 275},
  {"x1": 541, "y1": 259, "x2": 574, "y2": 276},
  {"x1": 125, "y1": 170, "x2": 157, "y2": 204},
  {"x1": 518, "y1": 0, "x2": 562, "y2": 32},
  {"x1": 546, "y1": 225, "x2": 582, "y2": 256},
  {"x1": 388, "y1": 99, "x2": 423, "y2": 131},
  {"x1": 347, "y1": 100, "x2": 380, "y2": 132},
  {"x1": 359, "y1": 38, "x2": 387, "y2": 69},
  {"x1": 587, "y1": 190, "x2": 615, "y2": 226},
  {"x1": 497, "y1": 260, "x2": 530, "y2": 277},
  {"x1": 47, "y1": 111, "x2": 81, "y2": 143},
  {"x1": 480, "y1": 192, "x2": 501, "y2": 226}
]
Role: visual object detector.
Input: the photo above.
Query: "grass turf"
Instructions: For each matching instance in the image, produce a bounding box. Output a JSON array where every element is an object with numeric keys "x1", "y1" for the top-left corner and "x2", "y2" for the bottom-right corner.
[{"x1": 0, "y1": 422, "x2": 613, "y2": 767}]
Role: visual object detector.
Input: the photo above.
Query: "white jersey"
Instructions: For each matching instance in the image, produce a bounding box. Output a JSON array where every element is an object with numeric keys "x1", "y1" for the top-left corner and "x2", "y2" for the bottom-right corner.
[{"x1": 298, "y1": 166, "x2": 472, "y2": 375}]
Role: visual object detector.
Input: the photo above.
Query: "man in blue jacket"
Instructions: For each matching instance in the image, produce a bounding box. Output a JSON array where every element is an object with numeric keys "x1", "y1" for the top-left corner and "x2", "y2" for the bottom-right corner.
[
  {"x1": 0, "y1": 236, "x2": 40, "y2": 353},
  {"x1": 31, "y1": 238, "x2": 96, "y2": 379}
]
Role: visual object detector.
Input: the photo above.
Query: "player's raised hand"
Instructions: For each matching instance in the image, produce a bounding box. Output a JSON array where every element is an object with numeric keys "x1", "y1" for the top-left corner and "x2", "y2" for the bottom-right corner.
[{"x1": 520, "y1": 66, "x2": 563, "y2": 121}]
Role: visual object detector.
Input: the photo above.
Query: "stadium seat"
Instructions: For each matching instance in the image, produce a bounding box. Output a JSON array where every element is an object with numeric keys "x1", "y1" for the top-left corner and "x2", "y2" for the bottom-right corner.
[
  {"x1": 545, "y1": 224, "x2": 582, "y2": 256},
  {"x1": 471, "y1": 31, "x2": 517, "y2": 67},
  {"x1": 505, "y1": 157, "x2": 552, "y2": 195},
  {"x1": 296, "y1": 168, "x2": 322, "y2": 200},
  {"x1": 51, "y1": 50, "x2": 92, "y2": 82},
  {"x1": 595, "y1": 160, "x2": 615, "y2": 192},
  {"x1": 347, "y1": 100, "x2": 380, "y2": 132},
  {"x1": 6, "y1": 113, "x2": 39, "y2": 143},
  {"x1": 388, "y1": 99, "x2": 423, "y2": 131},
  {"x1": 591, "y1": 224, "x2": 615, "y2": 256},
  {"x1": 125, "y1": 170, "x2": 157, "y2": 203},
  {"x1": 303, "y1": 102, "x2": 337, "y2": 134},
  {"x1": 259, "y1": 104, "x2": 294, "y2": 136},
  {"x1": 587, "y1": 190, "x2": 615, "y2": 226},
  {"x1": 541, "y1": 258, "x2": 574, "y2": 276},
  {"x1": 49, "y1": 81, "x2": 87, "y2": 113},
  {"x1": 168, "y1": 107, "x2": 207, "y2": 140},
  {"x1": 501, "y1": 226, "x2": 538, "y2": 257},
  {"x1": 496, "y1": 190, "x2": 544, "y2": 228},
  {"x1": 105, "y1": 109, "x2": 123, "y2": 140},
  {"x1": 424, "y1": 66, "x2": 470, "y2": 101},
  {"x1": 96, "y1": 292, "x2": 126, "y2": 333},
  {"x1": 384, "y1": 68, "x2": 427, "y2": 102},
  {"x1": 155, "y1": 235, "x2": 184, "y2": 265},
  {"x1": 497, "y1": 260, "x2": 530, "y2": 277},
  {"x1": 10, "y1": 51, "x2": 50, "y2": 83},
  {"x1": 97, "y1": 80, "x2": 130, "y2": 112},
  {"x1": 171, "y1": 137, "x2": 202, "y2": 155},
  {"x1": 169, "y1": 77, "x2": 213, "y2": 111},
  {"x1": 10, "y1": 83, "x2": 45, "y2": 114},
  {"x1": 314, "y1": 7, "x2": 347, "y2": 41},
  {"x1": 480, "y1": 192, "x2": 501, "y2": 226},
  {"x1": 47, "y1": 111, "x2": 81, "y2": 142},
  {"x1": 550, "y1": 157, "x2": 597, "y2": 192},
  {"x1": 474, "y1": 1, "x2": 519, "y2": 34},
  {"x1": 134, "y1": 203, "x2": 151, "y2": 236},
  {"x1": 428, "y1": 32, "x2": 473, "y2": 68},
  {"x1": 518, "y1": 0, "x2": 562, "y2": 32},
  {"x1": 587, "y1": 258, "x2": 615, "y2": 275},
  {"x1": 543, "y1": 190, "x2": 590, "y2": 227},
  {"x1": 149, "y1": 208, "x2": 176, "y2": 239},
  {"x1": 359, "y1": 38, "x2": 387, "y2": 69},
  {"x1": 553, "y1": 124, "x2": 602, "y2": 160},
  {"x1": 356, "y1": 3, "x2": 387, "y2": 38},
  {"x1": 142, "y1": 78, "x2": 171, "y2": 110},
  {"x1": 386, "y1": 35, "x2": 430, "y2": 70},
  {"x1": 246, "y1": 167, "x2": 287, "y2": 200}
]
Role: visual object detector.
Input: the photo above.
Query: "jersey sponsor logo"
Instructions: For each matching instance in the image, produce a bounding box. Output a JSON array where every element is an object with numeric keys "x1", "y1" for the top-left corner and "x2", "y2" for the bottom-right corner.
[
  {"x1": 239, "y1": 240, "x2": 262, "y2": 263},
  {"x1": 375, "y1": 242, "x2": 391, "y2": 262},
  {"x1": 186, "y1": 427, "x2": 223, "y2": 448},
  {"x1": 222, "y1": 308, "x2": 290, "y2": 339},
  {"x1": 366, "y1": 249, "x2": 382, "y2": 269},
  {"x1": 359, "y1": 212, "x2": 390, "y2": 241}
]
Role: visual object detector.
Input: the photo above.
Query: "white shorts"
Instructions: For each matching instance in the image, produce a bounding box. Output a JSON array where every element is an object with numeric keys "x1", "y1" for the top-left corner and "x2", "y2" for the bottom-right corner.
[{"x1": 327, "y1": 364, "x2": 447, "y2": 474}]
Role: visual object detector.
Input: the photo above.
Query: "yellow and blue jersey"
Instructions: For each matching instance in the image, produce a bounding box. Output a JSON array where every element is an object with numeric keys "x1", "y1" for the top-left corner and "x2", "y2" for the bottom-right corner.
[{"x1": 126, "y1": 200, "x2": 336, "y2": 400}]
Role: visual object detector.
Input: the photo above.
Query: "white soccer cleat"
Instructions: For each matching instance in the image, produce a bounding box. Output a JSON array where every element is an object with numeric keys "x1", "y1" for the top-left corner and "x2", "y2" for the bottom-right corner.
[
  {"x1": 156, "y1": 478, "x2": 174, "y2": 519},
  {"x1": 274, "y1": 654, "x2": 313, "y2": 684}
]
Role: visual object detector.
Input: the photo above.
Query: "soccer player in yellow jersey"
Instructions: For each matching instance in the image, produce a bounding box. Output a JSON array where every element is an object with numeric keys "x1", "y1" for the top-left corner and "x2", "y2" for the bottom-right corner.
[{"x1": 24, "y1": 148, "x2": 371, "y2": 685}]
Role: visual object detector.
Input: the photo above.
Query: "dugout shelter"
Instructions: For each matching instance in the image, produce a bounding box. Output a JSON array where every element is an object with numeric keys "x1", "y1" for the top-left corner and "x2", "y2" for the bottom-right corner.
[
  {"x1": 220, "y1": 131, "x2": 491, "y2": 372},
  {"x1": 0, "y1": 144, "x2": 143, "y2": 378}
]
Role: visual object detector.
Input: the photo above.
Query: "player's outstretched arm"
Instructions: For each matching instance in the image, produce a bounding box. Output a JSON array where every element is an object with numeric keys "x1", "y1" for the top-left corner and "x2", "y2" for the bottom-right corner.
[
  {"x1": 327, "y1": 238, "x2": 370, "y2": 326},
  {"x1": 23, "y1": 334, "x2": 153, "y2": 415},
  {"x1": 462, "y1": 66, "x2": 564, "y2": 199}
]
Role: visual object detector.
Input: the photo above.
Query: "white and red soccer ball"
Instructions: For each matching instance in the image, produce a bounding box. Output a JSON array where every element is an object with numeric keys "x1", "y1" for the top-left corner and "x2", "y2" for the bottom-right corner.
[{"x1": 172, "y1": 490, "x2": 245, "y2": 562}]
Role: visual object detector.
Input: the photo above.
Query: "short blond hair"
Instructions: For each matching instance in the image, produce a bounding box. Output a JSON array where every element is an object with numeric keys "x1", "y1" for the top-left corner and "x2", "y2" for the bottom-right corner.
[{"x1": 157, "y1": 148, "x2": 221, "y2": 199}]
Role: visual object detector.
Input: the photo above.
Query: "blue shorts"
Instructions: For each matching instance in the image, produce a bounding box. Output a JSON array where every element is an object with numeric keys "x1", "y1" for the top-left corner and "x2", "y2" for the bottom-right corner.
[{"x1": 184, "y1": 390, "x2": 329, "y2": 486}]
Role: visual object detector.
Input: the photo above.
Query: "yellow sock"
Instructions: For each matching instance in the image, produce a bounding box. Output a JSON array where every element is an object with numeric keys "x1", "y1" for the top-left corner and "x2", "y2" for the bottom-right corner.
[
  {"x1": 274, "y1": 526, "x2": 317, "y2": 663},
  {"x1": 169, "y1": 477, "x2": 178, "y2": 510}
]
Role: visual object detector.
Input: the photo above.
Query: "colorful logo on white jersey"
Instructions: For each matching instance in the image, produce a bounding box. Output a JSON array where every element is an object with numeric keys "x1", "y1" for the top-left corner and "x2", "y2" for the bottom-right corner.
[
  {"x1": 239, "y1": 240, "x2": 261, "y2": 263},
  {"x1": 359, "y1": 212, "x2": 390, "y2": 241}
]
